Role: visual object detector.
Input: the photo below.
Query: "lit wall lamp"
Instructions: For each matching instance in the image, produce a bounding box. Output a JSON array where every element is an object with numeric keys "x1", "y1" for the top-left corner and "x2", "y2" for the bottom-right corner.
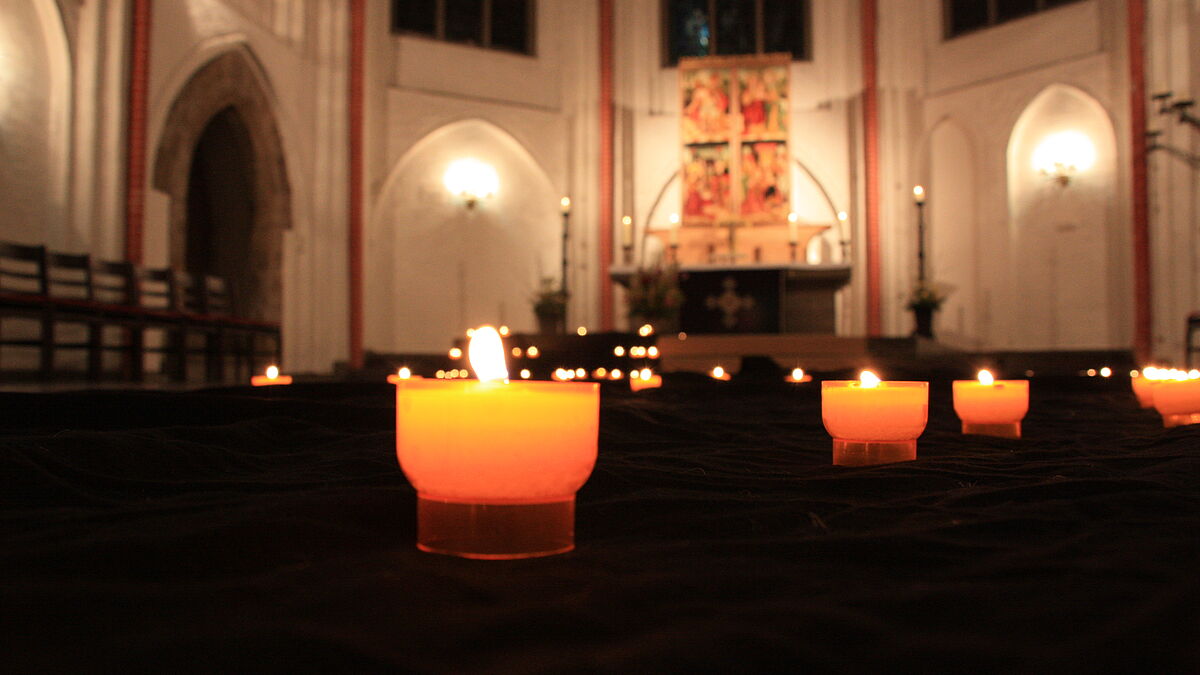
[
  {"x1": 443, "y1": 158, "x2": 499, "y2": 208},
  {"x1": 1032, "y1": 130, "x2": 1096, "y2": 187}
]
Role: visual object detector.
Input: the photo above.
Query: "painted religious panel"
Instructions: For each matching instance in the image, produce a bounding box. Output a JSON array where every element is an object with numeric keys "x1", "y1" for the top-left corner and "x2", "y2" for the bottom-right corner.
[
  {"x1": 679, "y1": 54, "x2": 790, "y2": 230},
  {"x1": 681, "y1": 69, "x2": 732, "y2": 144},
  {"x1": 739, "y1": 66, "x2": 788, "y2": 141},
  {"x1": 740, "y1": 141, "x2": 789, "y2": 221},
  {"x1": 683, "y1": 144, "x2": 732, "y2": 222}
]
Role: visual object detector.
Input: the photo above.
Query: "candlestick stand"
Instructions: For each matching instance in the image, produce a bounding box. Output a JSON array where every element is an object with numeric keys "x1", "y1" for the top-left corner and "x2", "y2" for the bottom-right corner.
[
  {"x1": 670, "y1": 243, "x2": 679, "y2": 264},
  {"x1": 560, "y1": 209, "x2": 569, "y2": 333},
  {"x1": 623, "y1": 244, "x2": 633, "y2": 265},
  {"x1": 789, "y1": 241, "x2": 798, "y2": 263}
]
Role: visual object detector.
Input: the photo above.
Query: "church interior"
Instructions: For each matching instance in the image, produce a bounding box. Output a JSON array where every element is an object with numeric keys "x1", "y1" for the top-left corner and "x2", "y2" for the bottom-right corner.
[{"x1": 2, "y1": 0, "x2": 1198, "y2": 670}]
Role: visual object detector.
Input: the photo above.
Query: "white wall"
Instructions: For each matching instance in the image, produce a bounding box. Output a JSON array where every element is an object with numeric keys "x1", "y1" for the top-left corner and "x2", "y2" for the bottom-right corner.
[
  {"x1": 366, "y1": 0, "x2": 598, "y2": 351},
  {"x1": 0, "y1": 0, "x2": 69, "y2": 246},
  {"x1": 144, "y1": 0, "x2": 350, "y2": 372}
]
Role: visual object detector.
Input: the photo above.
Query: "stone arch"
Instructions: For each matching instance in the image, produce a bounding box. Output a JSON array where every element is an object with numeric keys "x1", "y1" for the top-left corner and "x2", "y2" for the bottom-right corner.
[
  {"x1": 367, "y1": 118, "x2": 559, "y2": 352},
  {"x1": 152, "y1": 46, "x2": 290, "y2": 322},
  {"x1": 1004, "y1": 83, "x2": 1122, "y2": 349}
]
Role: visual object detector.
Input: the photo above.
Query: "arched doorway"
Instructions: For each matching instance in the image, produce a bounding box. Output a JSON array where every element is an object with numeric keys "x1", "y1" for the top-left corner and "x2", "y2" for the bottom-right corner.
[
  {"x1": 1005, "y1": 85, "x2": 1121, "y2": 350},
  {"x1": 185, "y1": 107, "x2": 256, "y2": 313},
  {"x1": 153, "y1": 47, "x2": 290, "y2": 323}
]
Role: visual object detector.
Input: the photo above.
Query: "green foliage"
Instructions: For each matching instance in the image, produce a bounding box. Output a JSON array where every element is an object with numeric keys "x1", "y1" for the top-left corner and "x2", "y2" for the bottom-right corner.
[
  {"x1": 907, "y1": 282, "x2": 946, "y2": 311},
  {"x1": 532, "y1": 277, "x2": 568, "y2": 318}
]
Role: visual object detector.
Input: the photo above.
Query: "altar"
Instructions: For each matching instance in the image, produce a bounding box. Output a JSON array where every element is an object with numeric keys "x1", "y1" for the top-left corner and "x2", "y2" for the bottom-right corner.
[{"x1": 611, "y1": 264, "x2": 851, "y2": 334}]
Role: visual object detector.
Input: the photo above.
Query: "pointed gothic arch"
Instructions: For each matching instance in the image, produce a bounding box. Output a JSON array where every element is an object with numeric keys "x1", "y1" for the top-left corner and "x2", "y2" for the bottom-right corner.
[{"x1": 152, "y1": 46, "x2": 291, "y2": 322}]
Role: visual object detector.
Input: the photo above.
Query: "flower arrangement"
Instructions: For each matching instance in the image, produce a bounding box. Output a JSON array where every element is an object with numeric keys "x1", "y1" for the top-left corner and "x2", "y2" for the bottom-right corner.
[
  {"x1": 906, "y1": 282, "x2": 946, "y2": 311},
  {"x1": 627, "y1": 266, "x2": 684, "y2": 321},
  {"x1": 531, "y1": 277, "x2": 568, "y2": 319}
]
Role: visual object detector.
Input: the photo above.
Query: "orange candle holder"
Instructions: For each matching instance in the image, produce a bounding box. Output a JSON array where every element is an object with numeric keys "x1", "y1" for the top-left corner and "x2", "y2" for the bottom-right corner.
[
  {"x1": 952, "y1": 372, "x2": 1028, "y2": 439},
  {"x1": 1130, "y1": 370, "x2": 1157, "y2": 408},
  {"x1": 251, "y1": 366, "x2": 292, "y2": 386},
  {"x1": 395, "y1": 378, "x2": 599, "y2": 559},
  {"x1": 1152, "y1": 376, "x2": 1200, "y2": 428},
  {"x1": 821, "y1": 375, "x2": 928, "y2": 466},
  {"x1": 629, "y1": 369, "x2": 662, "y2": 391}
]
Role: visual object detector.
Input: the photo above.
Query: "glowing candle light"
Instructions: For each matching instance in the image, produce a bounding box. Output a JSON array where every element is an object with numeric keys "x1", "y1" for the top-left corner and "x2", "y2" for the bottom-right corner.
[
  {"x1": 952, "y1": 369, "x2": 1029, "y2": 439},
  {"x1": 621, "y1": 215, "x2": 633, "y2": 247},
  {"x1": 395, "y1": 326, "x2": 599, "y2": 558},
  {"x1": 710, "y1": 366, "x2": 731, "y2": 381},
  {"x1": 638, "y1": 324, "x2": 654, "y2": 337},
  {"x1": 1152, "y1": 369, "x2": 1200, "y2": 428},
  {"x1": 560, "y1": 196, "x2": 571, "y2": 214},
  {"x1": 251, "y1": 365, "x2": 292, "y2": 386},
  {"x1": 821, "y1": 370, "x2": 928, "y2": 466},
  {"x1": 785, "y1": 367, "x2": 811, "y2": 383},
  {"x1": 387, "y1": 367, "x2": 423, "y2": 385},
  {"x1": 787, "y1": 211, "x2": 799, "y2": 244},
  {"x1": 630, "y1": 367, "x2": 662, "y2": 391},
  {"x1": 577, "y1": 326, "x2": 588, "y2": 336}
]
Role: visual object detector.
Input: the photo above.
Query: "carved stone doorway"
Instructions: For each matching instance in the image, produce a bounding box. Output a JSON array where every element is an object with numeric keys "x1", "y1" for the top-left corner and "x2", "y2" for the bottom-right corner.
[{"x1": 153, "y1": 48, "x2": 290, "y2": 323}]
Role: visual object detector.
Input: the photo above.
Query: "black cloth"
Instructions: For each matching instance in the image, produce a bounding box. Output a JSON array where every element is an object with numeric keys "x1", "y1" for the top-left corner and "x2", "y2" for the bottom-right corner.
[{"x1": 2, "y1": 376, "x2": 1197, "y2": 672}]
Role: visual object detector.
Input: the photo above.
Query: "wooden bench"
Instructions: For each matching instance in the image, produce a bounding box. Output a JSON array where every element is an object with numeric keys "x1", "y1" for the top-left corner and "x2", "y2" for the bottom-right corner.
[{"x1": 0, "y1": 240, "x2": 281, "y2": 382}]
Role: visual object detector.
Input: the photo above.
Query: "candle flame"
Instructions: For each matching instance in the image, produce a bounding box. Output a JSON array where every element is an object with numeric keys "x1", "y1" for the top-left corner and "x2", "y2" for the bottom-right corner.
[
  {"x1": 468, "y1": 326, "x2": 508, "y2": 382},
  {"x1": 266, "y1": 365, "x2": 279, "y2": 379},
  {"x1": 978, "y1": 369, "x2": 994, "y2": 385},
  {"x1": 397, "y1": 367, "x2": 412, "y2": 379},
  {"x1": 638, "y1": 324, "x2": 654, "y2": 337},
  {"x1": 1100, "y1": 366, "x2": 1112, "y2": 378},
  {"x1": 639, "y1": 368, "x2": 652, "y2": 381},
  {"x1": 712, "y1": 366, "x2": 725, "y2": 379},
  {"x1": 791, "y1": 367, "x2": 804, "y2": 380},
  {"x1": 859, "y1": 370, "x2": 881, "y2": 388}
]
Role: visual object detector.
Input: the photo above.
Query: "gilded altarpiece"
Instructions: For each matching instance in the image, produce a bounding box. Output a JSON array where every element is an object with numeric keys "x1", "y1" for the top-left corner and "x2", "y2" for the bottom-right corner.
[{"x1": 677, "y1": 54, "x2": 791, "y2": 263}]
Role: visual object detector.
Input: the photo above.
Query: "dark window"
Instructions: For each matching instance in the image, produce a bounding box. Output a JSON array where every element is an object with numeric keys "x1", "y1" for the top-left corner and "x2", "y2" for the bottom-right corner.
[
  {"x1": 392, "y1": 0, "x2": 436, "y2": 35},
  {"x1": 665, "y1": 0, "x2": 810, "y2": 66},
  {"x1": 944, "y1": 0, "x2": 1084, "y2": 39},
  {"x1": 390, "y1": 0, "x2": 533, "y2": 55}
]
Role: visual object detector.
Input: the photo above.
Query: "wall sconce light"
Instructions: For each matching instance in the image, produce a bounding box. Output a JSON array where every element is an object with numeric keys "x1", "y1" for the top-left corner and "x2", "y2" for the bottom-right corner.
[
  {"x1": 1032, "y1": 131, "x2": 1096, "y2": 187},
  {"x1": 443, "y1": 158, "x2": 499, "y2": 208}
]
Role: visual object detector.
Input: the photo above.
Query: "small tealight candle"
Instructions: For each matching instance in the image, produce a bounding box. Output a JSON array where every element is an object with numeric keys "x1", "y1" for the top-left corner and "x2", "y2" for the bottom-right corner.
[
  {"x1": 952, "y1": 370, "x2": 1029, "y2": 439},
  {"x1": 822, "y1": 371, "x2": 928, "y2": 466},
  {"x1": 395, "y1": 326, "x2": 599, "y2": 559},
  {"x1": 387, "y1": 367, "x2": 423, "y2": 385},
  {"x1": 1152, "y1": 369, "x2": 1200, "y2": 428},
  {"x1": 710, "y1": 365, "x2": 731, "y2": 381},
  {"x1": 251, "y1": 365, "x2": 292, "y2": 386},
  {"x1": 785, "y1": 367, "x2": 811, "y2": 383},
  {"x1": 630, "y1": 368, "x2": 662, "y2": 391}
]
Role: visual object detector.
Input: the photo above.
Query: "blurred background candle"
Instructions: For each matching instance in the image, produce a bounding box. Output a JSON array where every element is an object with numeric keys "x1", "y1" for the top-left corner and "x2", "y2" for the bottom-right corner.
[
  {"x1": 251, "y1": 365, "x2": 292, "y2": 386},
  {"x1": 822, "y1": 371, "x2": 928, "y2": 466},
  {"x1": 1152, "y1": 370, "x2": 1200, "y2": 428},
  {"x1": 630, "y1": 368, "x2": 662, "y2": 391},
  {"x1": 953, "y1": 370, "x2": 1029, "y2": 438},
  {"x1": 395, "y1": 326, "x2": 599, "y2": 559}
]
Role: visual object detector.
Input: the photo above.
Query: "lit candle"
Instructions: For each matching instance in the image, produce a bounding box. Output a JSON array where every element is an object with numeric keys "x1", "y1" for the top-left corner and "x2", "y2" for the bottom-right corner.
[
  {"x1": 710, "y1": 365, "x2": 731, "y2": 381},
  {"x1": 387, "y1": 367, "x2": 423, "y2": 385},
  {"x1": 251, "y1": 365, "x2": 292, "y2": 386},
  {"x1": 1152, "y1": 369, "x2": 1200, "y2": 428},
  {"x1": 787, "y1": 211, "x2": 799, "y2": 244},
  {"x1": 560, "y1": 196, "x2": 571, "y2": 214},
  {"x1": 669, "y1": 213, "x2": 680, "y2": 246},
  {"x1": 621, "y1": 215, "x2": 633, "y2": 247},
  {"x1": 913, "y1": 185, "x2": 926, "y2": 204},
  {"x1": 785, "y1": 367, "x2": 811, "y2": 383},
  {"x1": 822, "y1": 371, "x2": 928, "y2": 466},
  {"x1": 952, "y1": 369, "x2": 1029, "y2": 439},
  {"x1": 395, "y1": 326, "x2": 599, "y2": 558},
  {"x1": 630, "y1": 368, "x2": 662, "y2": 391}
]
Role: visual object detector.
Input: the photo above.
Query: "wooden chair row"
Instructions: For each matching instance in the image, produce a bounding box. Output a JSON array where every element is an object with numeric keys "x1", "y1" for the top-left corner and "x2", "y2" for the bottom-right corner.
[{"x1": 0, "y1": 241, "x2": 281, "y2": 382}]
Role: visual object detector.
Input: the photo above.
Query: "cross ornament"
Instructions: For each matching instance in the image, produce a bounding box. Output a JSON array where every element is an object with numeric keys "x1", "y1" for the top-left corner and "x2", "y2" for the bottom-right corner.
[{"x1": 705, "y1": 276, "x2": 755, "y2": 329}]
